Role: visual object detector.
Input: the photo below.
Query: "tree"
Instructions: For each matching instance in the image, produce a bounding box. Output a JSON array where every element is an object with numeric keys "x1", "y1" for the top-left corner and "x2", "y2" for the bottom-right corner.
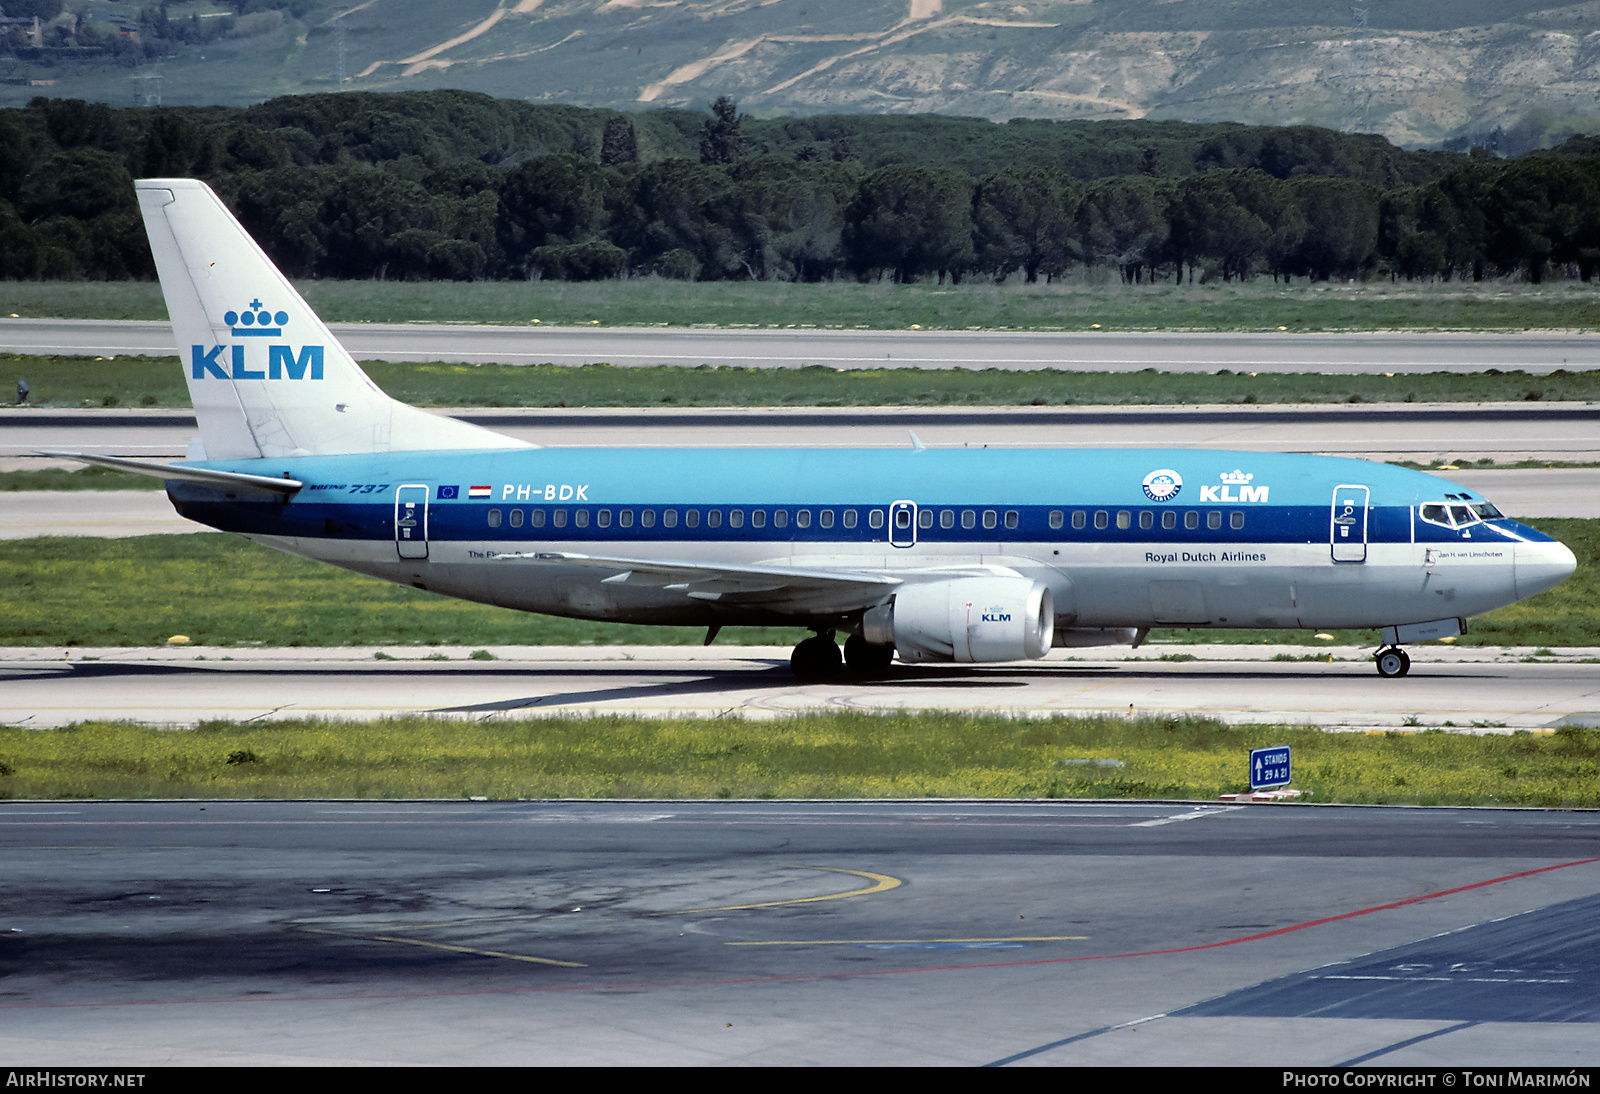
[
  {"x1": 972, "y1": 166, "x2": 1080, "y2": 283},
  {"x1": 699, "y1": 96, "x2": 750, "y2": 166},
  {"x1": 1076, "y1": 178, "x2": 1169, "y2": 284},
  {"x1": 1482, "y1": 157, "x2": 1600, "y2": 282},
  {"x1": 140, "y1": 109, "x2": 217, "y2": 178},
  {"x1": 601, "y1": 114, "x2": 639, "y2": 166},
  {"x1": 710, "y1": 157, "x2": 856, "y2": 281},
  {"x1": 497, "y1": 154, "x2": 610, "y2": 275},
  {"x1": 1283, "y1": 176, "x2": 1380, "y2": 281},
  {"x1": 612, "y1": 159, "x2": 732, "y2": 277},
  {"x1": 1168, "y1": 170, "x2": 1301, "y2": 282},
  {"x1": 845, "y1": 165, "x2": 974, "y2": 283}
]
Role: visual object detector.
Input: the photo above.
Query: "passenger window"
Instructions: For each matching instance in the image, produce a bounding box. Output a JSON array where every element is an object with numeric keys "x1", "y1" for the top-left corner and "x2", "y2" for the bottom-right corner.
[
  {"x1": 1004, "y1": 510, "x2": 1019, "y2": 530},
  {"x1": 707, "y1": 510, "x2": 721, "y2": 529},
  {"x1": 685, "y1": 510, "x2": 699, "y2": 529},
  {"x1": 662, "y1": 509, "x2": 677, "y2": 529},
  {"x1": 510, "y1": 509, "x2": 524, "y2": 529},
  {"x1": 982, "y1": 510, "x2": 997, "y2": 530},
  {"x1": 873, "y1": 509, "x2": 888, "y2": 529},
  {"x1": 1139, "y1": 511, "x2": 1153, "y2": 530},
  {"x1": 1162, "y1": 510, "x2": 1176, "y2": 530},
  {"x1": 917, "y1": 509, "x2": 932, "y2": 530},
  {"x1": 1094, "y1": 510, "x2": 1108, "y2": 530},
  {"x1": 619, "y1": 509, "x2": 633, "y2": 528},
  {"x1": 1049, "y1": 510, "x2": 1064, "y2": 530},
  {"x1": 1116, "y1": 511, "x2": 1131, "y2": 530},
  {"x1": 962, "y1": 510, "x2": 976, "y2": 529},
  {"x1": 1185, "y1": 511, "x2": 1198, "y2": 530},
  {"x1": 641, "y1": 510, "x2": 655, "y2": 529},
  {"x1": 1072, "y1": 511, "x2": 1086, "y2": 531},
  {"x1": 752, "y1": 510, "x2": 765, "y2": 529},
  {"x1": 553, "y1": 509, "x2": 567, "y2": 528},
  {"x1": 1230, "y1": 511, "x2": 1244, "y2": 530},
  {"x1": 773, "y1": 510, "x2": 788, "y2": 529},
  {"x1": 942, "y1": 510, "x2": 955, "y2": 529},
  {"x1": 797, "y1": 510, "x2": 811, "y2": 529},
  {"x1": 575, "y1": 509, "x2": 589, "y2": 529},
  {"x1": 842, "y1": 509, "x2": 857, "y2": 529},
  {"x1": 487, "y1": 508, "x2": 502, "y2": 529},
  {"x1": 1207, "y1": 511, "x2": 1222, "y2": 530},
  {"x1": 531, "y1": 509, "x2": 546, "y2": 529},
  {"x1": 820, "y1": 510, "x2": 835, "y2": 529},
  {"x1": 597, "y1": 509, "x2": 611, "y2": 528},
  {"x1": 728, "y1": 510, "x2": 743, "y2": 529}
]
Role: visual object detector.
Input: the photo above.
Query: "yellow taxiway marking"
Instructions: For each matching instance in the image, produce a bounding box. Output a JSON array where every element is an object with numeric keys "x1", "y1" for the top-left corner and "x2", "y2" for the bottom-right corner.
[
  {"x1": 725, "y1": 936, "x2": 1088, "y2": 946},
  {"x1": 303, "y1": 927, "x2": 586, "y2": 968},
  {"x1": 671, "y1": 865, "x2": 902, "y2": 914}
]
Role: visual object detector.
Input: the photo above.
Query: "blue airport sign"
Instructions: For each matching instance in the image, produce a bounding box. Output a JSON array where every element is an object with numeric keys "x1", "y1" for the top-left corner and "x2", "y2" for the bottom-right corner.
[{"x1": 1250, "y1": 745, "x2": 1291, "y2": 790}]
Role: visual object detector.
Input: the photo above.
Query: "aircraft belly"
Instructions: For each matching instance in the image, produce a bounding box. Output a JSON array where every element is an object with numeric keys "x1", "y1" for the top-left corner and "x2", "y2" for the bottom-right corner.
[
  {"x1": 1050, "y1": 541, "x2": 1523, "y2": 631},
  {"x1": 241, "y1": 533, "x2": 1526, "y2": 634}
]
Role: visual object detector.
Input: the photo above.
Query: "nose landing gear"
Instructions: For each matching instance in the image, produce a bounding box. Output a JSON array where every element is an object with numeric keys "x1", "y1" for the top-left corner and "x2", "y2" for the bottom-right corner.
[{"x1": 1374, "y1": 646, "x2": 1411, "y2": 678}]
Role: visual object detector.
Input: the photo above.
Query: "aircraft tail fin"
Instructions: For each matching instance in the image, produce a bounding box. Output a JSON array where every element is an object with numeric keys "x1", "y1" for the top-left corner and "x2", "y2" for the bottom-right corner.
[{"x1": 135, "y1": 178, "x2": 525, "y2": 460}]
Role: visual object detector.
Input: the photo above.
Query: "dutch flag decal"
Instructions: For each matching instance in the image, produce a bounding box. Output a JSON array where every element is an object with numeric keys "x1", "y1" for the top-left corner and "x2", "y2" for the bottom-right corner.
[{"x1": 469, "y1": 485, "x2": 492, "y2": 498}]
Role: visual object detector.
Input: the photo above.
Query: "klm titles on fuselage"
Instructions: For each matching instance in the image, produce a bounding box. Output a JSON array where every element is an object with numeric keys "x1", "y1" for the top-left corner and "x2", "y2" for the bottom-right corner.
[
  {"x1": 191, "y1": 299, "x2": 323, "y2": 381},
  {"x1": 1199, "y1": 471, "x2": 1268, "y2": 504}
]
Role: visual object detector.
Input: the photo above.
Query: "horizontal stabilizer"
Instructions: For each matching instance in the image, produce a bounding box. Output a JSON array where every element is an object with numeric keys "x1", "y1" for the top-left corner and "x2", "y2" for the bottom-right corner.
[{"x1": 42, "y1": 452, "x2": 303, "y2": 495}]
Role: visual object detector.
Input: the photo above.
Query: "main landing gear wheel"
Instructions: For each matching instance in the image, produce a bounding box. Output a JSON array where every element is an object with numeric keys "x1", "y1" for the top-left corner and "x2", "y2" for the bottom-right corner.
[
  {"x1": 843, "y1": 634, "x2": 895, "y2": 674},
  {"x1": 790, "y1": 634, "x2": 843, "y2": 681},
  {"x1": 1374, "y1": 647, "x2": 1411, "y2": 678}
]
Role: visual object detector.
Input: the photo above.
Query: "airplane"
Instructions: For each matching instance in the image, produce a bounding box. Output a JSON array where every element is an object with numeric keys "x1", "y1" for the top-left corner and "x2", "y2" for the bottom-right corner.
[{"x1": 52, "y1": 178, "x2": 1577, "y2": 680}]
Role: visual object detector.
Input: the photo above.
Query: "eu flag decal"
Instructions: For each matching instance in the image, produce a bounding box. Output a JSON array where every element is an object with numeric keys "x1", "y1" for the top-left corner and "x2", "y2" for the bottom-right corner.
[{"x1": 437, "y1": 485, "x2": 459, "y2": 499}]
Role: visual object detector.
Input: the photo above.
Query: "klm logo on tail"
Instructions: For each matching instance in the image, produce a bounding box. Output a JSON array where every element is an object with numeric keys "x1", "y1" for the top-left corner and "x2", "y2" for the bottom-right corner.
[{"x1": 192, "y1": 296, "x2": 324, "y2": 381}]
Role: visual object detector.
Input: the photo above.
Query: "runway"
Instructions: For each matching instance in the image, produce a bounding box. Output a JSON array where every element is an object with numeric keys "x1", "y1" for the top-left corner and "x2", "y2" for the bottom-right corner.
[
  {"x1": 1, "y1": 798, "x2": 1596, "y2": 1065},
  {"x1": 6, "y1": 403, "x2": 1600, "y2": 465},
  {"x1": 6, "y1": 318, "x2": 1600, "y2": 372},
  {"x1": 5, "y1": 644, "x2": 1599, "y2": 732}
]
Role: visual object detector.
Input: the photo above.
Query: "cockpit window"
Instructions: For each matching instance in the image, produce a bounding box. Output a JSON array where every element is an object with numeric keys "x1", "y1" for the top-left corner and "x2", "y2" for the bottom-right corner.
[{"x1": 1422, "y1": 501, "x2": 1500, "y2": 529}]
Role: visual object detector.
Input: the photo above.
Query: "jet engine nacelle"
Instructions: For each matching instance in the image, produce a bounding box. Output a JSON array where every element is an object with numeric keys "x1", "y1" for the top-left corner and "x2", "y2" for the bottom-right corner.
[{"x1": 864, "y1": 577, "x2": 1055, "y2": 663}]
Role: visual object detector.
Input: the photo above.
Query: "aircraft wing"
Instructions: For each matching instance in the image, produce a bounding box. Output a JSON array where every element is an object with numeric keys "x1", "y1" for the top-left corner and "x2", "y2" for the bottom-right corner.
[{"x1": 488, "y1": 549, "x2": 901, "y2": 612}]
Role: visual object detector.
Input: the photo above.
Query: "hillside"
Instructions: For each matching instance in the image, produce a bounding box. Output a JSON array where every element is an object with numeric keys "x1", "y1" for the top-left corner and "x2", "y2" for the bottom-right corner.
[{"x1": 5, "y1": 0, "x2": 1600, "y2": 147}]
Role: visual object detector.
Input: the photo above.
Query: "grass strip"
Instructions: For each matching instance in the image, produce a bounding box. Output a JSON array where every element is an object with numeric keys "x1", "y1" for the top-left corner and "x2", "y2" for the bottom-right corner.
[
  {"x1": 1, "y1": 520, "x2": 1594, "y2": 649},
  {"x1": 1, "y1": 712, "x2": 1596, "y2": 806},
  {"x1": 0, "y1": 533, "x2": 811, "y2": 648},
  {"x1": 1, "y1": 466, "x2": 163, "y2": 491},
  {"x1": 7, "y1": 278, "x2": 1600, "y2": 331},
  {"x1": 5, "y1": 353, "x2": 1600, "y2": 410}
]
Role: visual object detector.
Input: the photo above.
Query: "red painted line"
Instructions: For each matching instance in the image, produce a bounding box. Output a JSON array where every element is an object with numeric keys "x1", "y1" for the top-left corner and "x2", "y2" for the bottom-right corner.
[{"x1": 3, "y1": 856, "x2": 1597, "y2": 1013}]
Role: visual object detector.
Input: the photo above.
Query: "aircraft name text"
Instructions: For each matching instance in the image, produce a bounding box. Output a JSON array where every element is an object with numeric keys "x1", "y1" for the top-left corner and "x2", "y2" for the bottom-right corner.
[{"x1": 1146, "y1": 551, "x2": 1268, "y2": 563}]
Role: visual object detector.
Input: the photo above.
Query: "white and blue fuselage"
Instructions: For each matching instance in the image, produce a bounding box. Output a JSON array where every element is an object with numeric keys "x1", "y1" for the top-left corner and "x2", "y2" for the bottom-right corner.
[
  {"x1": 168, "y1": 445, "x2": 1573, "y2": 649},
  {"x1": 65, "y1": 178, "x2": 1574, "y2": 680}
]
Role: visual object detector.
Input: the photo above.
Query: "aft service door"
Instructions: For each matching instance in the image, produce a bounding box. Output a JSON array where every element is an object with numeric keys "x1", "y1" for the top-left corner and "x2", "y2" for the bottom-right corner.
[
  {"x1": 889, "y1": 500, "x2": 918, "y2": 548},
  {"x1": 1330, "y1": 484, "x2": 1369, "y2": 563},
  {"x1": 395, "y1": 484, "x2": 429, "y2": 560}
]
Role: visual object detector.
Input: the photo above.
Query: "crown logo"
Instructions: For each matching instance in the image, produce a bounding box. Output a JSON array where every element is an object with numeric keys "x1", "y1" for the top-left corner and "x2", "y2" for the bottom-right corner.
[
  {"x1": 1220, "y1": 469, "x2": 1253, "y2": 484},
  {"x1": 224, "y1": 298, "x2": 288, "y2": 337}
]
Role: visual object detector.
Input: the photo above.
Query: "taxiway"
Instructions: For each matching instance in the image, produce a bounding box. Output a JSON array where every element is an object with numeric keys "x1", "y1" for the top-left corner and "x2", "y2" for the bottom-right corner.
[{"x1": 1, "y1": 798, "x2": 1596, "y2": 1065}]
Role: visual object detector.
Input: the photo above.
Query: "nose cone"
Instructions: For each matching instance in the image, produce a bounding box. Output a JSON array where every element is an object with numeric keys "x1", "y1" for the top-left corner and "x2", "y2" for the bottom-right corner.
[{"x1": 1516, "y1": 539, "x2": 1578, "y2": 600}]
